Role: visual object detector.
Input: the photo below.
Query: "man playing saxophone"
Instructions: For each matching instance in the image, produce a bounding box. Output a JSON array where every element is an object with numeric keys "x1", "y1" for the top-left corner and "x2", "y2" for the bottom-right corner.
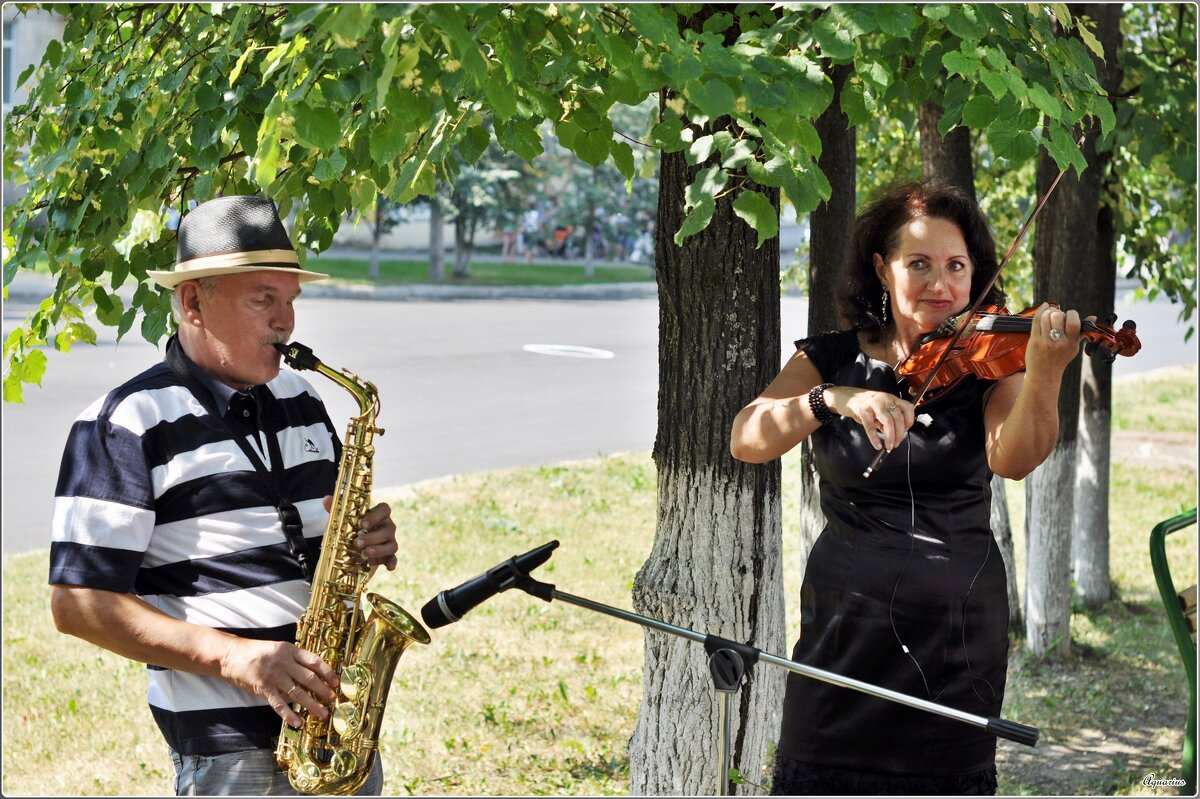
[{"x1": 49, "y1": 196, "x2": 400, "y2": 796}]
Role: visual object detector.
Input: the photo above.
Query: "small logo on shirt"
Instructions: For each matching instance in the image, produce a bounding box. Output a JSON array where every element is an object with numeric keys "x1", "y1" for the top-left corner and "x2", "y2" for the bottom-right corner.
[{"x1": 304, "y1": 438, "x2": 319, "y2": 453}]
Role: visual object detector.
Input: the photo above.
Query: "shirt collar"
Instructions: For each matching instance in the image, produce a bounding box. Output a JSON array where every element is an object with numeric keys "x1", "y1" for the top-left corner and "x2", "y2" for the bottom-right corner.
[{"x1": 172, "y1": 337, "x2": 253, "y2": 417}]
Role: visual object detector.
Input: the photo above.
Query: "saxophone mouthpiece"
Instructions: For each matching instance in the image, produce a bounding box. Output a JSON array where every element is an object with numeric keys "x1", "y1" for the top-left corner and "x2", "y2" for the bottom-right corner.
[{"x1": 275, "y1": 341, "x2": 320, "y2": 371}]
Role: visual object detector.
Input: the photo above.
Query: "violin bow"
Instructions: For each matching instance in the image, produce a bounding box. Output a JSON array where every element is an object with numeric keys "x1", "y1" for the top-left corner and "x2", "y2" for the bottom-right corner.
[{"x1": 863, "y1": 138, "x2": 1083, "y2": 479}]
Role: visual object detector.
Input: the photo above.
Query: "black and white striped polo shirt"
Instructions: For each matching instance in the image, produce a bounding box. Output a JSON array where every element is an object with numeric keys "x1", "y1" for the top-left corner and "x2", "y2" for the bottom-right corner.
[{"x1": 49, "y1": 354, "x2": 340, "y2": 755}]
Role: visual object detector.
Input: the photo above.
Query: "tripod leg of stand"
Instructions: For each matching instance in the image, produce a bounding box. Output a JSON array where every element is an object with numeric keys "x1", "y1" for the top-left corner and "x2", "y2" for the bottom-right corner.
[
  {"x1": 716, "y1": 688, "x2": 736, "y2": 796},
  {"x1": 709, "y1": 648, "x2": 746, "y2": 796}
]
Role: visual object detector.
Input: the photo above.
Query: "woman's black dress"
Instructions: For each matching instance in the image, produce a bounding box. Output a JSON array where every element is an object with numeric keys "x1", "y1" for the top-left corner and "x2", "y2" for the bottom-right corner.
[{"x1": 771, "y1": 331, "x2": 1010, "y2": 795}]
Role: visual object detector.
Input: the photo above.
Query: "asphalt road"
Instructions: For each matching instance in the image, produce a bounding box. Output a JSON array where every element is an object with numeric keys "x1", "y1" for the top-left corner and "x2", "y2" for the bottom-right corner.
[{"x1": 2, "y1": 287, "x2": 1191, "y2": 555}]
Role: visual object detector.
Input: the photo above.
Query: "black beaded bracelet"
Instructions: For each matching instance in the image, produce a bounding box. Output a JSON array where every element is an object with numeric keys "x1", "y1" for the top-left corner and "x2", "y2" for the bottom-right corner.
[{"x1": 808, "y1": 382, "x2": 835, "y2": 425}]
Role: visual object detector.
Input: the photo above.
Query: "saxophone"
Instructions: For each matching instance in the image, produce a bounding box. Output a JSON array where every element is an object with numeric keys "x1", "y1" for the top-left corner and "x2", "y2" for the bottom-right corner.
[{"x1": 273, "y1": 341, "x2": 430, "y2": 795}]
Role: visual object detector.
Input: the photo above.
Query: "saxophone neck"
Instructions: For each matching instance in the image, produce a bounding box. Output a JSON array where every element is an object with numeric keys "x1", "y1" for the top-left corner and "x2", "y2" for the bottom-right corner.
[{"x1": 276, "y1": 341, "x2": 380, "y2": 419}]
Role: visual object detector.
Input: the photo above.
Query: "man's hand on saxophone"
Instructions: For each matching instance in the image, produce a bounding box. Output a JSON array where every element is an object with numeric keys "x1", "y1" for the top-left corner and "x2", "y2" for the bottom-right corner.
[
  {"x1": 218, "y1": 637, "x2": 340, "y2": 730},
  {"x1": 324, "y1": 496, "x2": 400, "y2": 574}
]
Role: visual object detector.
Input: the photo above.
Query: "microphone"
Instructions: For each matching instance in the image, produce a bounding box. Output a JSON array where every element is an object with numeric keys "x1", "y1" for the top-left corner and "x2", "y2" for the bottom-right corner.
[{"x1": 421, "y1": 540, "x2": 559, "y2": 629}]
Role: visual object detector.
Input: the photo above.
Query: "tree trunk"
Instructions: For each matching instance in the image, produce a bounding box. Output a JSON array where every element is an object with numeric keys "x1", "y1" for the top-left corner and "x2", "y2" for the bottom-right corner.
[
  {"x1": 629, "y1": 119, "x2": 785, "y2": 796},
  {"x1": 429, "y1": 199, "x2": 444, "y2": 282},
  {"x1": 1071, "y1": 2, "x2": 1122, "y2": 609},
  {"x1": 989, "y1": 475, "x2": 1023, "y2": 634},
  {"x1": 452, "y1": 213, "x2": 470, "y2": 279},
  {"x1": 1026, "y1": 128, "x2": 1104, "y2": 659},
  {"x1": 585, "y1": 167, "x2": 597, "y2": 278},
  {"x1": 917, "y1": 100, "x2": 976, "y2": 203},
  {"x1": 369, "y1": 196, "x2": 384, "y2": 282},
  {"x1": 797, "y1": 61, "x2": 856, "y2": 590},
  {"x1": 917, "y1": 95, "x2": 1023, "y2": 634}
]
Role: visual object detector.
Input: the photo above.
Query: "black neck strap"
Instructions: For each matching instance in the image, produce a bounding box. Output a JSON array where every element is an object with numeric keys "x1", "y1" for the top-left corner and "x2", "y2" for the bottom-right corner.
[{"x1": 165, "y1": 336, "x2": 313, "y2": 581}]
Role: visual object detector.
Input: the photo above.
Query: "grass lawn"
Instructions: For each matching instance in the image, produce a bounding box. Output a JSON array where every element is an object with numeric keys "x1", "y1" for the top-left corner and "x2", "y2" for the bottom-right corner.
[
  {"x1": 3, "y1": 366, "x2": 1194, "y2": 795},
  {"x1": 308, "y1": 255, "x2": 655, "y2": 287}
]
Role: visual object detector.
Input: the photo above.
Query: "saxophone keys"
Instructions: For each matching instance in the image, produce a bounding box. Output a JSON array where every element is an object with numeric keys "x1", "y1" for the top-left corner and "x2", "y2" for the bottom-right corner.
[
  {"x1": 329, "y1": 748, "x2": 358, "y2": 779},
  {"x1": 332, "y1": 701, "x2": 362, "y2": 739},
  {"x1": 339, "y1": 663, "x2": 372, "y2": 701},
  {"x1": 293, "y1": 761, "x2": 323, "y2": 793}
]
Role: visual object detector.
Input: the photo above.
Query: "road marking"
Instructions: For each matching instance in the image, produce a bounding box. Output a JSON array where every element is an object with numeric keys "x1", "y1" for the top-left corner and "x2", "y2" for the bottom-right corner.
[{"x1": 522, "y1": 344, "x2": 615, "y2": 359}]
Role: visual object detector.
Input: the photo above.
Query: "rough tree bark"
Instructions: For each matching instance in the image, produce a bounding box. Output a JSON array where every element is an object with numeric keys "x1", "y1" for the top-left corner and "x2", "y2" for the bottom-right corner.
[
  {"x1": 1026, "y1": 106, "x2": 1106, "y2": 660},
  {"x1": 796, "y1": 62, "x2": 856, "y2": 593},
  {"x1": 1071, "y1": 3, "x2": 1123, "y2": 609},
  {"x1": 629, "y1": 104, "x2": 785, "y2": 795},
  {"x1": 917, "y1": 101, "x2": 1023, "y2": 633},
  {"x1": 917, "y1": 100, "x2": 977, "y2": 203}
]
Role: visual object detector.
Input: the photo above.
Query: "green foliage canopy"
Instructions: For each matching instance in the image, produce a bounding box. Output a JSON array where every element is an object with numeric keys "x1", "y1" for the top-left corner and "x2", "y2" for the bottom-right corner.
[{"x1": 4, "y1": 3, "x2": 1111, "y2": 400}]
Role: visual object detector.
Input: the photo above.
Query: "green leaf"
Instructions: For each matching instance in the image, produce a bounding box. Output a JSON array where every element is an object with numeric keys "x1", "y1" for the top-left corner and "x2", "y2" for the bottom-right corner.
[
  {"x1": 813, "y1": 13, "x2": 857, "y2": 61},
  {"x1": 486, "y1": 70, "x2": 519, "y2": 122},
  {"x1": 962, "y1": 95, "x2": 997, "y2": 129},
  {"x1": 1045, "y1": 123, "x2": 1086, "y2": 173},
  {"x1": 687, "y1": 134, "x2": 716, "y2": 166},
  {"x1": 721, "y1": 138, "x2": 758, "y2": 169},
  {"x1": 942, "y1": 49, "x2": 980, "y2": 79},
  {"x1": 574, "y1": 129, "x2": 611, "y2": 167},
  {"x1": 687, "y1": 78, "x2": 737, "y2": 120},
  {"x1": 294, "y1": 103, "x2": 341, "y2": 153},
  {"x1": 495, "y1": 118, "x2": 544, "y2": 161},
  {"x1": 942, "y1": 5, "x2": 989, "y2": 41},
  {"x1": 458, "y1": 125, "x2": 490, "y2": 164},
  {"x1": 673, "y1": 197, "x2": 715, "y2": 246},
  {"x1": 987, "y1": 122, "x2": 1037, "y2": 163},
  {"x1": 13, "y1": 348, "x2": 48, "y2": 392},
  {"x1": 651, "y1": 114, "x2": 687, "y2": 152},
  {"x1": 732, "y1": 190, "x2": 778, "y2": 248},
  {"x1": 312, "y1": 149, "x2": 348, "y2": 181},
  {"x1": 54, "y1": 322, "x2": 97, "y2": 352},
  {"x1": 254, "y1": 138, "x2": 280, "y2": 190},
  {"x1": 979, "y1": 68, "x2": 1008, "y2": 100},
  {"x1": 841, "y1": 81, "x2": 870, "y2": 126},
  {"x1": 611, "y1": 140, "x2": 635, "y2": 180},
  {"x1": 874, "y1": 4, "x2": 919, "y2": 37},
  {"x1": 685, "y1": 165, "x2": 728, "y2": 211},
  {"x1": 428, "y1": 7, "x2": 488, "y2": 88},
  {"x1": 1076, "y1": 21, "x2": 1106, "y2": 61},
  {"x1": 1027, "y1": 83, "x2": 1063, "y2": 121}
]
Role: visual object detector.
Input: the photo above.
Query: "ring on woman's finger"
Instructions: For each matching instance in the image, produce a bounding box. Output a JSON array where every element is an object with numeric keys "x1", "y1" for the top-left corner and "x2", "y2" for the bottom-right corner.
[
  {"x1": 886, "y1": 403, "x2": 898, "y2": 412},
  {"x1": 286, "y1": 683, "x2": 301, "y2": 698},
  {"x1": 1048, "y1": 328, "x2": 1065, "y2": 342}
]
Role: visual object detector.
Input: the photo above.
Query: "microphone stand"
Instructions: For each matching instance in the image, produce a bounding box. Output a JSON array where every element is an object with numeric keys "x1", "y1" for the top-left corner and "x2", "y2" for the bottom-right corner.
[{"x1": 511, "y1": 572, "x2": 1038, "y2": 796}]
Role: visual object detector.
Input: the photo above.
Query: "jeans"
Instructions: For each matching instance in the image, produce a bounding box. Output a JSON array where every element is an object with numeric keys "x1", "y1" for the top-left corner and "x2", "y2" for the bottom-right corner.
[{"x1": 169, "y1": 747, "x2": 384, "y2": 796}]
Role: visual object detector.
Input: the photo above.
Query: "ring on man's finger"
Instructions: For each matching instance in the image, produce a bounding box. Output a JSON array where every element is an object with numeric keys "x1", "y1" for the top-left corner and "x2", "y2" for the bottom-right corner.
[{"x1": 1048, "y1": 328, "x2": 1065, "y2": 342}]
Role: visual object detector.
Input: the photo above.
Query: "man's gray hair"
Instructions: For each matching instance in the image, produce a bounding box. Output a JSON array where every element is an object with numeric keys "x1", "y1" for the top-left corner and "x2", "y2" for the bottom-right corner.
[{"x1": 168, "y1": 276, "x2": 221, "y2": 324}]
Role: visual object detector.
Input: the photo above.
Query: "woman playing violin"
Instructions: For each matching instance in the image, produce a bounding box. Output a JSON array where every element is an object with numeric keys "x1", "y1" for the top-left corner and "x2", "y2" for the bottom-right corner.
[{"x1": 730, "y1": 180, "x2": 1085, "y2": 795}]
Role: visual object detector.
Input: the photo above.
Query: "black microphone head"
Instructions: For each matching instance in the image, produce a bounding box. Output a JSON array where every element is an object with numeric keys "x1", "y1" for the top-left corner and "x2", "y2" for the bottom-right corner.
[{"x1": 420, "y1": 593, "x2": 453, "y2": 630}]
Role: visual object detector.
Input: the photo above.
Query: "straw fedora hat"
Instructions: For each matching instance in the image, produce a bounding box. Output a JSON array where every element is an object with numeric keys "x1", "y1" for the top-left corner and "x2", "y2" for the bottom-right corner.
[{"x1": 147, "y1": 195, "x2": 328, "y2": 290}]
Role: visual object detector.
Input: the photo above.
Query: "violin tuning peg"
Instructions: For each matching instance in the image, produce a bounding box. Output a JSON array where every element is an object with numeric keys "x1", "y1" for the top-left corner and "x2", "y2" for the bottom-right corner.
[
  {"x1": 1101, "y1": 312, "x2": 1118, "y2": 326},
  {"x1": 1083, "y1": 340, "x2": 1099, "y2": 357},
  {"x1": 1122, "y1": 319, "x2": 1137, "y2": 331}
]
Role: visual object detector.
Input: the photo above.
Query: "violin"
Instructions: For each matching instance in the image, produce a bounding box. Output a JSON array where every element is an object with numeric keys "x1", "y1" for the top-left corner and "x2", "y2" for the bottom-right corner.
[{"x1": 895, "y1": 303, "x2": 1142, "y2": 404}]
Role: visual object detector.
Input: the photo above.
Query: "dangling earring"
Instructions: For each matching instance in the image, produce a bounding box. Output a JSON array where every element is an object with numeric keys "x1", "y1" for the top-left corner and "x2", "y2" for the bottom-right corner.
[{"x1": 881, "y1": 287, "x2": 890, "y2": 325}]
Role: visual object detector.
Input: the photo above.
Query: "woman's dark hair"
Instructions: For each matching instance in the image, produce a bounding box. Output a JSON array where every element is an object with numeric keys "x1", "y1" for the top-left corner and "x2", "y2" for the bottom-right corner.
[{"x1": 837, "y1": 180, "x2": 1005, "y2": 341}]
